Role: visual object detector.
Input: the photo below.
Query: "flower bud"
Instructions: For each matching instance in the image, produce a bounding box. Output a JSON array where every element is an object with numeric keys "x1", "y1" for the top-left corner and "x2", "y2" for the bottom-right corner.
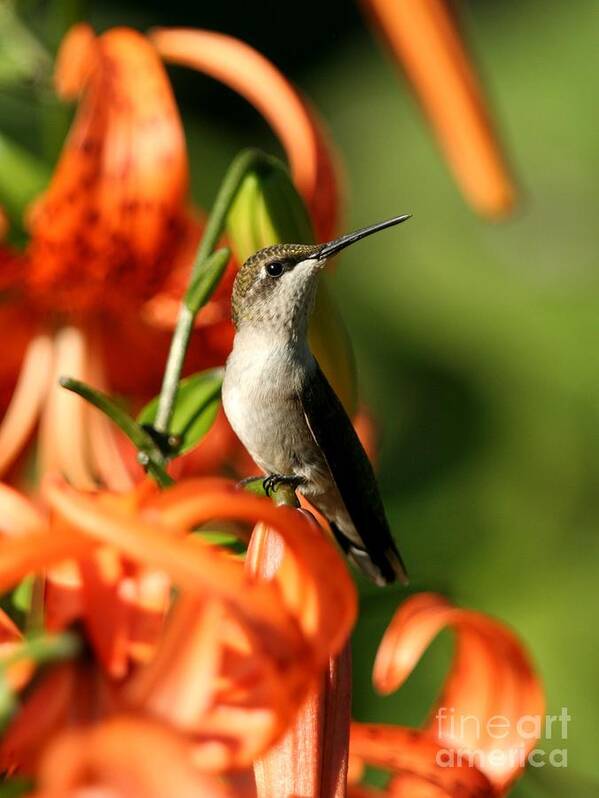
[{"x1": 226, "y1": 159, "x2": 357, "y2": 414}]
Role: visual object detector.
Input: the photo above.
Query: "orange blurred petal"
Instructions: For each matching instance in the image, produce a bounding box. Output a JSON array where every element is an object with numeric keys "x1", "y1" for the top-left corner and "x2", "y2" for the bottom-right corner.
[
  {"x1": 146, "y1": 480, "x2": 357, "y2": 655},
  {"x1": 362, "y1": 0, "x2": 515, "y2": 217},
  {"x1": 151, "y1": 28, "x2": 339, "y2": 240},
  {"x1": 78, "y1": 547, "x2": 131, "y2": 678},
  {"x1": 0, "y1": 243, "x2": 24, "y2": 292},
  {"x1": 372, "y1": 593, "x2": 544, "y2": 792},
  {"x1": 119, "y1": 568, "x2": 170, "y2": 664},
  {"x1": 0, "y1": 334, "x2": 53, "y2": 478},
  {"x1": 350, "y1": 725, "x2": 493, "y2": 798},
  {"x1": 0, "y1": 475, "x2": 357, "y2": 771},
  {"x1": 38, "y1": 326, "x2": 96, "y2": 488},
  {"x1": 84, "y1": 332, "x2": 135, "y2": 491},
  {"x1": 0, "y1": 483, "x2": 45, "y2": 534},
  {"x1": 44, "y1": 559, "x2": 84, "y2": 632},
  {"x1": 0, "y1": 526, "x2": 92, "y2": 596},
  {"x1": 54, "y1": 22, "x2": 96, "y2": 99},
  {"x1": 40, "y1": 475, "x2": 355, "y2": 768},
  {"x1": 27, "y1": 25, "x2": 193, "y2": 313},
  {"x1": 0, "y1": 663, "x2": 78, "y2": 773},
  {"x1": 389, "y1": 774, "x2": 459, "y2": 798},
  {"x1": 35, "y1": 715, "x2": 234, "y2": 798},
  {"x1": 348, "y1": 788, "x2": 387, "y2": 798},
  {"x1": 0, "y1": 209, "x2": 8, "y2": 241}
]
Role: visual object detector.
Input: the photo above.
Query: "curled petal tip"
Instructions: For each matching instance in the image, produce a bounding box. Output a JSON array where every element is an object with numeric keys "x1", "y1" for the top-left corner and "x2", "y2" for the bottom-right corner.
[
  {"x1": 370, "y1": 593, "x2": 544, "y2": 792},
  {"x1": 362, "y1": 0, "x2": 517, "y2": 218},
  {"x1": 54, "y1": 23, "x2": 96, "y2": 99},
  {"x1": 150, "y1": 27, "x2": 340, "y2": 240}
]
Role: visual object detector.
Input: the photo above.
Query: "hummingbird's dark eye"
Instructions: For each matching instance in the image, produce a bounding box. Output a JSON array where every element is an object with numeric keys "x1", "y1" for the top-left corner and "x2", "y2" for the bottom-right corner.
[{"x1": 266, "y1": 260, "x2": 285, "y2": 278}]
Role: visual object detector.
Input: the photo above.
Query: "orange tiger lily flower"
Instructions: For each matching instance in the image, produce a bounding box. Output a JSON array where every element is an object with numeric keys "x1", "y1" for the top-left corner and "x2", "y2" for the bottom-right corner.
[
  {"x1": 0, "y1": 476, "x2": 356, "y2": 778},
  {"x1": 350, "y1": 593, "x2": 545, "y2": 797},
  {"x1": 0, "y1": 23, "x2": 339, "y2": 489},
  {"x1": 361, "y1": 0, "x2": 516, "y2": 217}
]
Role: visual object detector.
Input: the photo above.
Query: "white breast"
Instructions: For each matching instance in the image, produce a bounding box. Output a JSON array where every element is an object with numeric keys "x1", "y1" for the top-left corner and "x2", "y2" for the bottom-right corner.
[{"x1": 222, "y1": 328, "x2": 315, "y2": 475}]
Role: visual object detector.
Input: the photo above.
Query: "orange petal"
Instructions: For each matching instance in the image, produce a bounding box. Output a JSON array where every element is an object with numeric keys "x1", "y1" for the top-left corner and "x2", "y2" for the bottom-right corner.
[
  {"x1": 56, "y1": 474, "x2": 356, "y2": 656},
  {"x1": 350, "y1": 725, "x2": 493, "y2": 798},
  {"x1": 388, "y1": 774, "x2": 463, "y2": 797},
  {"x1": 54, "y1": 22, "x2": 96, "y2": 99},
  {"x1": 0, "y1": 663, "x2": 77, "y2": 773},
  {"x1": 26, "y1": 24, "x2": 193, "y2": 313},
  {"x1": 85, "y1": 331, "x2": 135, "y2": 491},
  {"x1": 150, "y1": 28, "x2": 340, "y2": 241},
  {"x1": 119, "y1": 568, "x2": 170, "y2": 664},
  {"x1": 41, "y1": 475, "x2": 355, "y2": 769},
  {"x1": 0, "y1": 209, "x2": 8, "y2": 242},
  {"x1": 38, "y1": 326, "x2": 96, "y2": 489},
  {"x1": 125, "y1": 594, "x2": 222, "y2": 727},
  {"x1": 35, "y1": 715, "x2": 234, "y2": 798},
  {"x1": 0, "y1": 243, "x2": 24, "y2": 292},
  {"x1": 78, "y1": 547, "x2": 131, "y2": 678},
  {"x1": 373, "y1": 593, "x2": 544, "y2": 792},
  {"x1": 348, "y1": 788, "x2": 387, "y2": 798},
  {"x1": 0, "y1": 608, "x2": 22, "y2": 643},
  {"x1": 0, "y1": 334, "x2": 53, "y2": 478},
  {"x1": 145, "y1": 479, "x2": 357, "y2": 656},
  {"x1": 44, "y1": 560, "x2": 84, "y2": 632},
  {"x1": 361, "y1": 0, "x2": 515, "y2": 217},
  {"x1": 0, "y1": 526, "x2": 93, "y2": 595},
  {"x1": 0, "y1": 483, "x2": 45, "y2": 534}
]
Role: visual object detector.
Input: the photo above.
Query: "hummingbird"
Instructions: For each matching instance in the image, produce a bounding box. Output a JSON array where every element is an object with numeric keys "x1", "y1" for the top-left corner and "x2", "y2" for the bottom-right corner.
[{"x1": 222, "y1": 215, "x2": 411, "y2": 586}]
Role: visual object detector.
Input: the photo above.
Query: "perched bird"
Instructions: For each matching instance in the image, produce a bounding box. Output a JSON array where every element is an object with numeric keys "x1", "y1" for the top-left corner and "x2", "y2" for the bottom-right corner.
[{"x1": 222, "y1": 215, "x2": 410, "y2": 585}]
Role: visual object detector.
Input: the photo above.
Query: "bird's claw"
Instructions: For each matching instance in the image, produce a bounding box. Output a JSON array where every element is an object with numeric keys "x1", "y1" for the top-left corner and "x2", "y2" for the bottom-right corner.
[{"x1": 263, "y1": 474, "x2": 302, "y2": 497}]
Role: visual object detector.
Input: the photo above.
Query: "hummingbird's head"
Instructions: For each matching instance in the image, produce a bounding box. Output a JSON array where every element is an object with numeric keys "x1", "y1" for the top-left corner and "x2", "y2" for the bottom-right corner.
[{"x1": 230, "y1": 214, "x2": 411, "y2": 335}]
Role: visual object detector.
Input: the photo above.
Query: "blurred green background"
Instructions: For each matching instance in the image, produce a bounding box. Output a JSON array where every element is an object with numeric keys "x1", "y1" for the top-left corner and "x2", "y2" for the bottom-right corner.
[{"x1": 3, "y1": 0, "x2": 599, "y2": 793}]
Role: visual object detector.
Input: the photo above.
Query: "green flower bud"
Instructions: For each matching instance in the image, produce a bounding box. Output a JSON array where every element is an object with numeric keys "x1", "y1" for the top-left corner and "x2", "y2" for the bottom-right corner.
[{"x1": 226, "y1": 157, "x2": 357, "y2": 415}]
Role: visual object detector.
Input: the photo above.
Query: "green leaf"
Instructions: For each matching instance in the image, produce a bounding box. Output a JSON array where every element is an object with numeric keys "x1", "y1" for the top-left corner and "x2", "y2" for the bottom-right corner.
[
  {"x1": 0, "y1": 776, "x2": 34, "y2": 798},
  {"x1": 523, "y1": 766, "x2": 599, "y2": 798},
  {"x1": 185, "y1": 247, "x2": 230, "y2": 313},
  {"x1": 11, "y1": 575, "x2": 34, "y2": 613},
  {"x1": 137, "y1": 368, "x2": 224, "y2": 455},
  {"x1": 0, "y1": 130, "x2": 50, "y2": 226},
  {"x1": 0, "y1": 672, "x2": 16, "y2": 729},
  {"x1": 195, "y1": 529, "x2": 247, "y2": 555},
  {"x1": 0, "y1": 631, "x2": 80, "y2": 671},
  {"x1": 0, "y1": 2, "x2": 51, "y2": 85}
]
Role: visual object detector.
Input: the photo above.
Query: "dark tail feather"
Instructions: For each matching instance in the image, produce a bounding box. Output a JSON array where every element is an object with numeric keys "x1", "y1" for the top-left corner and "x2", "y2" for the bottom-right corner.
[{"x1": 330, "y1": 523, "x2": 408, "y2": 587}]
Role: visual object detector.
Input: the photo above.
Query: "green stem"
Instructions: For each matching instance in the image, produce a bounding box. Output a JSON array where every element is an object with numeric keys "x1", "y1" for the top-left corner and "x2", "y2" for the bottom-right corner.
[
  {"x1": 153, "y1": 148, "x2": 273, "y2": 435},
  {"x1": 240, "y1": 477, "x2": 300, "y2": 508},
  {"x1": 270, "y1": 483, "x2": 301, "y2": 508}
]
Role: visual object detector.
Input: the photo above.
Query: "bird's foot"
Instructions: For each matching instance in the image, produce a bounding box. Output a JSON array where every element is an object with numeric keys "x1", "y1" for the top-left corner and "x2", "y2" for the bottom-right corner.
[{"x1": 263, "y1": 473, "x2": 304, "y2": 497}]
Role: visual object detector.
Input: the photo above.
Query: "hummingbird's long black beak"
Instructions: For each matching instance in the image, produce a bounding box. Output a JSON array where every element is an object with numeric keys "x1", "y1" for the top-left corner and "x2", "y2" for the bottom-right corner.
[{"x1": 316, "y1": 214, "x2": 412, "y2": 261}]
